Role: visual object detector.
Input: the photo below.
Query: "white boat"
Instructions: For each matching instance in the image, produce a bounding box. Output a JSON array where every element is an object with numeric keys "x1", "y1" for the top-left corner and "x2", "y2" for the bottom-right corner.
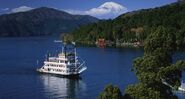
[
  {"x1": 178, "y1": 82, "x2": 185, "y2": 92},
  {"x1": 37, "y1": 41, "x2": 87, "y2": 76}
]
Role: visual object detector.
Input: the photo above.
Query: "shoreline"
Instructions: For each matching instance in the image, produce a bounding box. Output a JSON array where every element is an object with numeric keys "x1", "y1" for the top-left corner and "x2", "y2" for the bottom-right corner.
[{"x1": 75, "y1": 42, "x2": 143, "y2": 48}]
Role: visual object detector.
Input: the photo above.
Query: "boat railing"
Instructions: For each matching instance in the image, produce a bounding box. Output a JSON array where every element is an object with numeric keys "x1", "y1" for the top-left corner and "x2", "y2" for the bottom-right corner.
[
  {"x1": 76, "y1": 61, "x2": 85, "y2": 70},
  {"x1": 78, "y1": 62, "x2": 87, "y2": 73}
]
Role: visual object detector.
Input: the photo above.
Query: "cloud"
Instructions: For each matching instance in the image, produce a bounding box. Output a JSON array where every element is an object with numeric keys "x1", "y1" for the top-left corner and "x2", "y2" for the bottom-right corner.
[
  {"x1": 1, "y1": 8, "x2": 9, "y2": 11},
  {"x1": 65, "y1": 2, "x2": 128, "y2": 19},
  {"x1": 11, "y1": 6, "x2": 33, "y2": 13}
]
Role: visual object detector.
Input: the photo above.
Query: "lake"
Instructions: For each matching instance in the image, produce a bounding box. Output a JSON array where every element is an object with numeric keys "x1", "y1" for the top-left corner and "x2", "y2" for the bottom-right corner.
[{"x1": 0, "y1": 37, "x2": 185, "y2": 99}]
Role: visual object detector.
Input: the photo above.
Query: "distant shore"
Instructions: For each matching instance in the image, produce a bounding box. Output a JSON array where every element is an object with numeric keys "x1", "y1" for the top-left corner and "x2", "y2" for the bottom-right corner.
[{"x1": 75, "y1": 41, "x2": 144, "y2": 48}]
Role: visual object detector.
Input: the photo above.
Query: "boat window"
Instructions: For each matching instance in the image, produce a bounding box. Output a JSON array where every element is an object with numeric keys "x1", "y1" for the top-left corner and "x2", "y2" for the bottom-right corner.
[{"x1": 60, "y1": 60, "x2": 64, "y2": 63}]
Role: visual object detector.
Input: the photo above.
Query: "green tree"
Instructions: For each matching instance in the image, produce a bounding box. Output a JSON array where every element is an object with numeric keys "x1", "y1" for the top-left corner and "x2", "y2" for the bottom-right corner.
[
  {"x1": 125, "y1": 26, "x2": 185, "y2": 99},
  {"x1": 99, "y1": 84, "x2": 123, "y2": 99}
]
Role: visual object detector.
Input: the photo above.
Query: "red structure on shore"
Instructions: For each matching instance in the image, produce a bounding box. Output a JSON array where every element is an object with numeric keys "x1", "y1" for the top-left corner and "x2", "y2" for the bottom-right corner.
[{"x1": 97, "y1": 39, "x2": 105, "y2": 48}]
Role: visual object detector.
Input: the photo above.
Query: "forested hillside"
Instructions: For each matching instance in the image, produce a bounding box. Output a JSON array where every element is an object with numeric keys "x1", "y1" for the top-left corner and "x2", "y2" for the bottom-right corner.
[
  {"x1": 68, "y1": 1, "x2": 185, "y2": 48},
  {"x1": 0, "y1": 7, "x2": 98, "y2": 37}
]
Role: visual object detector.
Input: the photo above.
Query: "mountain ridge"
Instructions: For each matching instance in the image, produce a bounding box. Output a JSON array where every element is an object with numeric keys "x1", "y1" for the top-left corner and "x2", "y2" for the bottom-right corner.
[{"x1": 0, "y1": 7, "x2": 99, "y2": 37}]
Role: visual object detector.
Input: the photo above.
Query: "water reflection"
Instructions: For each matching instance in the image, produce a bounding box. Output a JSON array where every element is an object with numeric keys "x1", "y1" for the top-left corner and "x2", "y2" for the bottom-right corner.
[{"x1": 39, "y1": 75, "x2": 86, "y2": 99}]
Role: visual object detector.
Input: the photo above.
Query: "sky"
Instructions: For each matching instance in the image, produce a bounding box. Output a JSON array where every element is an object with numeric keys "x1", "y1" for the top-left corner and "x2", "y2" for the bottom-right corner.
[{"x1": 0, "y1": 0, "x2": 177, "y2": 19}]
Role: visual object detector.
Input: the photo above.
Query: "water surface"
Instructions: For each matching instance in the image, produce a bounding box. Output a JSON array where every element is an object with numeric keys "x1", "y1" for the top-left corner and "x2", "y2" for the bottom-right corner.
[{"x1": 0, "y1": 37, "x2": 184, "y2": 99}]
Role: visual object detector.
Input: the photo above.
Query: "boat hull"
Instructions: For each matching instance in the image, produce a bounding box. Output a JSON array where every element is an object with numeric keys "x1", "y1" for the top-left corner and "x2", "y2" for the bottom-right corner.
[{"x1": 36, "y1": 68, "x2": 81, "y2": 78}]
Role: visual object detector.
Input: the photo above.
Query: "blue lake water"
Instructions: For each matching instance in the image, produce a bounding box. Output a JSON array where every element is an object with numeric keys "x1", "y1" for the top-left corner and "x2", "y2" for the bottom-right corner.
[{"x1": 0, "y1": 37, "x2": 185, "y2": 99}]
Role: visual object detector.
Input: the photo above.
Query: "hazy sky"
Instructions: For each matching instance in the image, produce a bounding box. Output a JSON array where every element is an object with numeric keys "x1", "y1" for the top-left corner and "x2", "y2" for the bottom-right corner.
[{"x1": 0, "y1": 0, "x2": 177, "y2": 19}]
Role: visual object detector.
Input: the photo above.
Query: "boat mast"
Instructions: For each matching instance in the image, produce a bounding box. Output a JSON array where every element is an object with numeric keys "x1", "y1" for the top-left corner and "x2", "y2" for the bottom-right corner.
[
  {"x1": 54, "y1": 40, "x2": 65, "y2": 57},
  {"x1": 75, "y1": 44, "x2": 76, "y2": 68},
  {"x1": 64, "y1": 42, "x2": 66, "y2": 58},
  {"x1": 72, "y1": 42, "x2": 76, "y2": 68}
]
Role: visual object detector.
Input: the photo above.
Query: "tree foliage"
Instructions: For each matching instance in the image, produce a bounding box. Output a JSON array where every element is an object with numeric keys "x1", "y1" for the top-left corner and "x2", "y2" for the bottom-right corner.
[
  {"x1": 99, "y1": 26, "x2": 185, "y2": 99},
  {"x1": 124, "y1": 26, "x2": 185, "y2": 99},
  {"x1": 99, "y1": 84, "x2": 123, "y2": 99}
]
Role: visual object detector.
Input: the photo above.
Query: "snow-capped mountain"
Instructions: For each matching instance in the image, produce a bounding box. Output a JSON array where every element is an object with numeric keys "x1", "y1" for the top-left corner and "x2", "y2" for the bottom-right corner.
[{"x1": 66, "y1": 2, "x2": 128, "y2": 19}]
